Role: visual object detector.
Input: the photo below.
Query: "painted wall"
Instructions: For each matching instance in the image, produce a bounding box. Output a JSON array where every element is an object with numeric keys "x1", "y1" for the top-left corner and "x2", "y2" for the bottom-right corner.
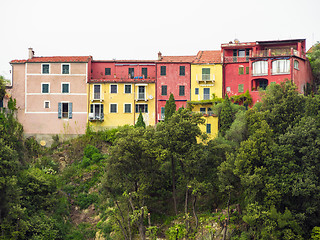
[{"x1": 156, "y1": 62, "x2": 191, "y2": 121}]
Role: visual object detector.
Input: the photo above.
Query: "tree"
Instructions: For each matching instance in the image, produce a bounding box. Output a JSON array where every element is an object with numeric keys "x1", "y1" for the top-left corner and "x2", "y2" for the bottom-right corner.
[
  {"x1": 219, "y1": 94, "x2": 233, "y2": 136},
  {"x1": 164, "y1": 93, "x2": 176, "y2": 123},
  {"x1": 308, "y1": 42, "x2": 320, "y2": 86},
  {"x1": 0, "y1": 75, "x2": 7, "y2": 102},
  {"x1": 135, "y1": 110, "x2": 146, "y2": 128}
]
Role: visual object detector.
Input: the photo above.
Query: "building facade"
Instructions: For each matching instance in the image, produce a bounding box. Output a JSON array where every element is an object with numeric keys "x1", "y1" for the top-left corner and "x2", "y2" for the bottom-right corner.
[
  {"x1": 9, "y1": 48, "x2": 91, "y2": 145},
  {"x1": 88, "y1": 60, "x2": 156, "y2": 130},
  {"x1": 222, "y1": 39, "x2": 313, "y2": 103}
]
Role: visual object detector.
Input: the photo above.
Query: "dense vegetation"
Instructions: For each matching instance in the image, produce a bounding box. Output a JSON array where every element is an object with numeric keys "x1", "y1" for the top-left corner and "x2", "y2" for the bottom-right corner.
[{"x1": 1, "y1": 79, "x2": 320, "y2": 239}]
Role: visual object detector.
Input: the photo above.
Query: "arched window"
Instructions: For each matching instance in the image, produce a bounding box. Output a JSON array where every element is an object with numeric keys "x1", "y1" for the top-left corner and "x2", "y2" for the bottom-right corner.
[{"x1": 272, "y1": 59, "x2": 290, "y2": 74}]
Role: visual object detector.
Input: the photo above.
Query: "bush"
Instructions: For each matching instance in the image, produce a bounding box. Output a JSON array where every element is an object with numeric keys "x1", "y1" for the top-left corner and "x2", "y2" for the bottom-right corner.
[
  {"x1": 76, "y1": 193, "x2": 99, "y2": 209},
  {"x1": 84, "y1": 145, "x2": 100, "y2": 159}
]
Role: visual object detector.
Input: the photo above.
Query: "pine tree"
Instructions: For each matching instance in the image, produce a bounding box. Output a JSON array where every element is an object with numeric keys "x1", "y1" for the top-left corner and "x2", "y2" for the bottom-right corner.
[
  {"x1": 164, "y1": 93, "x2": 176, "y2": 123},
  {"x1": 135, "y1": 110, "x2": 146, "y2": 128}
]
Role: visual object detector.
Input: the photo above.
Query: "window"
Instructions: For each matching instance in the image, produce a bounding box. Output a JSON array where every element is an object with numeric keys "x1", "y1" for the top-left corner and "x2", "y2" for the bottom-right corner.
[
  {"x1": 160, "y1": 66, "x2": 166, "y2": 76},
  {"x1": 238, "y1": 84, "x2": 244, "y2": 93},
  {"x1": 206, "y1": 124, "x2": 211, "y2": 134},
  {"x1": 110, "y1": 84, "x2": 117, "y2": 93},
  {"x1": 208, "y1": 107, "x2": 212, "y2": 114},
  {"x1": 124, "y1": 84, "x2": 132, "y2": 94},
  {"x1": 272, "y1": 60, "x2": 290, "y2": 74},
  {"x1": 179, "y1": 66, "x2": 185, "y2": 76},
  {"x1": 294, "y1": 60, "x2": 299, "y2": 70},
  {"x1": 202, "y1": 68, "x2": 210, "y2": 80},
  {"x1": 42, "y1": 64, "x2": 50, "y2": 74},
  {"x1": 105, "y1": 68, "x2": 111, "y2": 75},
  {"x1": 179, "y1": 86, "x2": 185, "y2": 96},
  {"x1": 161, "y1": 85, "x2": 167, "y2": 96},
  {"x1": 160, "y1": 107, "x2": 165, "y2": 120},
  {"x1": 195, "y1": 88, "x2": 199, "y2": 95},
  {"x1": 238, "y1": 50, "x2": 245, "y2": 57},
  {"x1": 200, "y1": 108, "x2": 206, "y2": 114},
  {"x1": 124, "y1": 103, "x2": 132, "y2": 113},
  {"x1": 203, "y1": 88, "x2": 210, "y2": 100},
  {"x1": 62, "y1": 83, "x2": 70, "y2": 93},
  {"x1": 135, "y1": 104, "x2": 148, "y2": 113},
  {"x1": 137, "y1": 86, "x2": 145, "y2": 100},
  {"x1": 252, "y1": 61, "x2": 268, "y2": 76},
  {"x1": 58, "y1": 102, "x2": 72, "y2": 119},
  {"x1": 246, "y1": 67, "x2": 249, "y2": 74},
  {"x1": 110, "y1": 104, "x2": 117, "y2": 113},
  {"x1": 129, "y1": 68, "x2": 134, "y2": 79},
  {"x1": 44, "y1": 101, "x2": 50, "y2": 108},
  {"x1": 142, "y1": 68, "x2": 148, "y2": 78},
  {"x1": 62, "y1": 64, "x2": 70, "y2": 74},
  {"x1": 226, "y1": 87, "x2": 231, "y2": 92},
  {"x1": 41, "y1": 83, "x2": 50, "y2": 93},
  {"x1": 253, "y1": 79, "x2": 268, "y2": 91},
  {"x1": 239, "y1": 66, "x2": 244, "y2": 75},
  {"x1": 93, "y1": 85, "x2": 101, "y2": 99},
  {"x1": 90, "y1": 104, "x2": 104, "y2": 120}
]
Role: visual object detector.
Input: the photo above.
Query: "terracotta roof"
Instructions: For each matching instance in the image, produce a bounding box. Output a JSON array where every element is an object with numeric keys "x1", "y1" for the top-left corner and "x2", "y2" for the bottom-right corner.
[
  {"x1": 89, "y1": 78, "x2": 155, "y2": 83},
  {"x1": 158, "y1": 55, "x2": 196, "y2": 63},
  {"x1": 93, "y1": 60, "x2": 156, "y2": 63},
  {"x1": 193, "y1": 50, "x2": 222, "y2": 64},
  {"x1": 11, "y1": 56, "x2": 92, "y2": 64}
]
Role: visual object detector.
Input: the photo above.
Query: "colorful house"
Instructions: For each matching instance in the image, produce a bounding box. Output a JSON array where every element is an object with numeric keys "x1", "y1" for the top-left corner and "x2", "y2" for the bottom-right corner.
[
  {"x1": 9, "y1": 48, "x2": 92, "y2": 145},
  {"x1": 222, "y1": 39, "x2": 313, "y2": 103},
  {"x1": 88, "y1": 60, "x2": 156, "y2": 130},
  {"x1": 156, "y1": 52, "x2": 195, "y2": 121},
  {"x1": 189, "y1": 51, "x2": 223, "y2": 139}
]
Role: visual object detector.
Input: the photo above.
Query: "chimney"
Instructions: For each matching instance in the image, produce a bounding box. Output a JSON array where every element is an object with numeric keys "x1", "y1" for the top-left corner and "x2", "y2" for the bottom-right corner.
[
  {"x1": 158, "y1": 51, "x2": 162, "y2": 61},
  {"x1": 28, "y1": 48, "x2": 34, "y2": 59}
]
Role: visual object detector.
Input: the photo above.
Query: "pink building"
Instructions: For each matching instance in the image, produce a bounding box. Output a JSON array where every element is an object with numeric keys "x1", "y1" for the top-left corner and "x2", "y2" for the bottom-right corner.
[
  {"x1": 156, "y1": 52, "x2": 195, "y2": 121},
  {"x1": 222, "y1": 39, "x2": 313, "y2": 104},
  {"x1": 9, "y1": 48, "x2": 92, "y2": 145}
]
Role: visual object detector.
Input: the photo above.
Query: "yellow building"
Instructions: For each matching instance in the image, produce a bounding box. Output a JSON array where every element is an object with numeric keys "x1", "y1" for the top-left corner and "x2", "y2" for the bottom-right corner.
[
  {"x1": 88, "y1": 60, "x2": 156, "y2": 130},
  {"x1": 189, "y1": 51, "x2": 223, "y2": 139}
]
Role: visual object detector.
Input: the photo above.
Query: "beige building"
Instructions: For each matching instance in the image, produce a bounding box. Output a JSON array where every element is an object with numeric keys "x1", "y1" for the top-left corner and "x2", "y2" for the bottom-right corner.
[{"x1": 9, "y1": 48, "x2": 92, "y2": 145}]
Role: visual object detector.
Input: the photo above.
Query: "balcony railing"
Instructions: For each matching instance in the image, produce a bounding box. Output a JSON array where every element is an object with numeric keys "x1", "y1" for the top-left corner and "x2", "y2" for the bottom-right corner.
[
  {"x1": 224, "y1": 56, "x2": 249, "y2": 63},
  {"x1": 193, "y1": 111, "x2": 216, "y2": 117},
  {"x1": 252, "y1": 48, "x2": 301, "y2": 58},
  {"x1": 196, "y1": 74, "x2": 215, "y2": 84},
  {"x1": 88, "y1": 113, "x2": 104, "y2": 121}
]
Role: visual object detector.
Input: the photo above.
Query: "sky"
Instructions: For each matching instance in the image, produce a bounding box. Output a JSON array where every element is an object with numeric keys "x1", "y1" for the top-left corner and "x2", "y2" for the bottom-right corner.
[{"x1": 1, "y1": 0, "x2": 320, "y2": 79}]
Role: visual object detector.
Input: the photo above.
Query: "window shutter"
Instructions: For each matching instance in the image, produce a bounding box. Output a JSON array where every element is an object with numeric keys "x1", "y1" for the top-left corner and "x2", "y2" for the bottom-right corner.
[
  {"x1": 68, "y1": 102, "x2": 72, "y2": 119},
  {"x1": 58, "y1": 102, "x2": 62, "y2": 118},
  {"x1": 246, "y1": 67, "x2": 249, "y2": 74},
  {"x1": 238, "y1": 84, "x2": 244, "y2": 93}
]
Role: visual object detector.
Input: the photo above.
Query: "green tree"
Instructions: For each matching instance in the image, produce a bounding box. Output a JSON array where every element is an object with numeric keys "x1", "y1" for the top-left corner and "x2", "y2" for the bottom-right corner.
[
  {"x1": 0, "y1": 75, "x2": 7, "y2": 101},
  {"x1": 164, "y1": 93, "x2": 176, "y2": 123},
  {"x1": 219, "y1": 94, "x2": 233, "y2": 136},
  {"x1": 135, "y1": 110, "x2": 146, "y2": 128},
  {"x1": 308, "y1": 42, "x2": 320, "y2": 86}
]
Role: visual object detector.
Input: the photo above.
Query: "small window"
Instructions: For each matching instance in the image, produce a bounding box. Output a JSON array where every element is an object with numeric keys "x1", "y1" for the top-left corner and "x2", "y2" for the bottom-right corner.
[
  {"x1": 208, "y1": 107, "x2": 212, "y2": 114},
  {"x1": 200, "y1": 108, "x2": 206, "y2": 114},
  {"x1": 160, "y1": 66, "x2": 166, "y2": 76},
  {"x1": 238, "y1": 50, "x2": 245, "y2": 57},
  {"x1": 206, "y1": 124, "x2": 211, "y2": 134},
  {"x1": 135, "y1": 104, "x2": 148, "y2": 113},
  {"x1": 239, "y1": 66, "x2": 244, "y2": 75},
  {"x1": 238, "y1": 84, "x2": 244, "y2": 93},
  {"x1": 161, "y1": 85, "x2": 167, "y2": 96},
  {"x1": 179, "y1": 66, "x2": 185, "y2": 76},
  {"x1": 62, "y1": 83, "x2": 70, "y2": 93},
  {"x1": 129, "y1": 68, "x2": 134, "y2": 79},
  {"x1": 110, "y1": 104, "x2": 117, "y2": 113},
  {"x1": 195, "y1": 88, "x2": 199, "y2": 95},
  {"x1": 110, "y1": 85, "x2": 117, "y2": 93},
  {"x1": 44, "y1": 101, "x2": 50, "y2": 109},
  {"x1": 160, "y1": 107, "x2": 165, "y2": 120},
  {"x1": 42, "y1": 83, "x2": 49, "y2": 93},
  {"x1": 124, "y1": 85, "x2": 131, "y2": 94},
  {"x1": 203, "y1": 88, "x2": 210, "y2": 100},
  {"x1": 105, "y1": 68, "x2": 111, "y2": 75},
  {"x1": 294, "y1": 60, "x2": 299, "y2": 70},
  {"x1": 124, "y1": 104, "x2": 131, "y2": 113},
  {"x1": 142, "y1": 68, "x2": 148, "y2": 78},
  {"x1": 179, "y1": 86, "x2": 185, "y2": 96},
  {"x1": 246, "y1": 67, "x2": 249, "y2": 74},
  {"x1": 202, "y1": 68, "x2": 210, "y2": 80},
  {"x1": 62, "y1": 64, "x2": 70, "y2": 74},
  {"x1": 42, "y1": 64, "x2": 50, "y2": 74}
]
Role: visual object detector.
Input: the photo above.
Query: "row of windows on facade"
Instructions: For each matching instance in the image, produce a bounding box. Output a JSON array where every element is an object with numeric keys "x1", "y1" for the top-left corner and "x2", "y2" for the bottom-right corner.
[
  {"x1": 103, "y1": 66, "x2": 186, "y2": 77},
  {"x1": 42, "y1": 83, "x2": 69, "y2": 93},
  {"x1": 251, "y1": 59, "x2": 299, "y2": 75},
  {"x1": 161, "y1": 85, "x2": 185, "y2": 96},
  {"x1": 92, "y1": 85, "x2": 147, "y2": 100},
  {"x1": 42, "y1": 64, "x2": 70, "y2": 74},
  {"x1": 90, "y1": 103, "x2": 148, "y2": 116}
]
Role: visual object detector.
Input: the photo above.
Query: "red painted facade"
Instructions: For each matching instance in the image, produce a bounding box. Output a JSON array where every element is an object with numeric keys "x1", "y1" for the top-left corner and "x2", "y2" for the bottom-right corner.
[
  {"x1": 156, "y1": 53, "x2": 195, "y2": 121},
  {"x1": 222, "y1": 39, "x2": 313, "y2": 104}
]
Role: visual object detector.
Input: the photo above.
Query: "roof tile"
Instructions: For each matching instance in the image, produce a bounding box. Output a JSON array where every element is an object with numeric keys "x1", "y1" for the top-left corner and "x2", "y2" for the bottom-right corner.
[
  {"x1": 11, "y1": 56, "x2": 92, "y2": 64},
  {"x1": 193, "y1": 50, "x2": 222, "y2": 64}
]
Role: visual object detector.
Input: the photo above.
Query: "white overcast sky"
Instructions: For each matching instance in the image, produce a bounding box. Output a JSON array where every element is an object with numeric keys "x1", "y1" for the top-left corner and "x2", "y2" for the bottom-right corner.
[{"x1": 1, "y1": 0, "x2": 320, "y2": 79}]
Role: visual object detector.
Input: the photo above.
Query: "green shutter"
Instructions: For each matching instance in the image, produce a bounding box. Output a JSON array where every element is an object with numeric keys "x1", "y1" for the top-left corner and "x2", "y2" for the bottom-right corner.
[
  {"x1": 239, "y1": 67, "x2": 244, "y2": 75},
  {"x1": 246, "y1": 67, "x2": 249, "y2": 74},
  {"x1": 238, "y1": 84, "x2": 244, "y2": 93},
  {"x1": 58, "y1": 103, "x2": 62, "y2": 118},
  {"x1": 68, "y1": 102, "x2": 72, "y2": 119}
]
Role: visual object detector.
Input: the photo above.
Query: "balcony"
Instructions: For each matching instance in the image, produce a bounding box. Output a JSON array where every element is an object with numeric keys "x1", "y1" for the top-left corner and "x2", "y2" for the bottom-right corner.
[
  {"x1": 252, "y1": 48, "x2": 301, "y2": 58},
  {"x1": 158, "y1": 113, "x2": 165, "y2": 121},
  {"x1": 224, "y1": 56, "x2": 249, "y2": 63},
  {"x1": 193, "y1": 111, "x2": 216, "y2": 117},
  {"x1": 88, "y1": 113, "x2": 104, "y2": 121},
  {"x1": 196, "y1": 74, "x2": 215, "y2": 85}
]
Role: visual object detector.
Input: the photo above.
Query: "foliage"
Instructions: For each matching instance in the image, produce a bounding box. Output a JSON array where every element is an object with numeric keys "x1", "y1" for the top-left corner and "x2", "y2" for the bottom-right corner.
[
  {"x1": 135, "y1": 110, "x2": 146, "y2": 128},
  {"x1": 164, "y1": 93, "x2": 176, "y2": 123},
  {"x1": 219, "y1": 94, "x2": 234, "y2": 136},
  {"x1": 0, "y1": 75, "x2": 7, "y2": 101},
  {"x1": 230, "y1": 90, "x2": 253, "y2": 106},
  {"x1": 308, "y1": 42, "x2": 320, "y2": 86}
]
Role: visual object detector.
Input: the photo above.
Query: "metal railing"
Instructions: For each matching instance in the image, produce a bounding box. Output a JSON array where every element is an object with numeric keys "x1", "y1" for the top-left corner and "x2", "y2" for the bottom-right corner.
[
  {"x1": 252, "y1": 48, "x2": 300, "y2": 58},
  {"x1": 224, "y1": 56, "x2": 249, "y2": 63}
]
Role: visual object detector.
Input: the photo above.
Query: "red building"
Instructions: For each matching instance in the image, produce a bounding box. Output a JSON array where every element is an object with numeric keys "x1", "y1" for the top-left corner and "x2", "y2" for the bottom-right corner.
[
  {"x1": 222, "y1": 39, "x2": 313, "y2": 104},
  {"x1": 156, "y1": 52, "x2": 195, "y2": 121}
]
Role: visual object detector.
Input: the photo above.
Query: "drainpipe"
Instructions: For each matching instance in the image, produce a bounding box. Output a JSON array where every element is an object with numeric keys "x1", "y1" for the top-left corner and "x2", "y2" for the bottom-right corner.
[
  {"x1": 155, "y1": 62, "x2": 158, "y2": 124},
  {"x1": 133, "y1": 83, "x2": 136, "y2": 125}
]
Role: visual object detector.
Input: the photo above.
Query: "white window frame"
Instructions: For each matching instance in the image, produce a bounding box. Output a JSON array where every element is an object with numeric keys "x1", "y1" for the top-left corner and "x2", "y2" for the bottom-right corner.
[
  {"x1": 124, "y1": 84, "x2": 132, "y2": 94},
  {"x1": 124, "y1": 103, "x2": 132, "y2": 113},
  {"x1": 93, "y1": 84, "x2": 102, "y2": 100},
  {"x1": 61, "y1": 63, "x2": 70, "y2": 74},
  {"x1": 44, "y1": 101, "x2": 50, "y2": 109},
  {"x1": 110, "y1": 103, "x2": 118, "y2": 113},
  {"x1": 110, "y1": 84, "x2": 118, "y2": 94},
  {"x1": 136, "y1": 84, "x2": 147, "y2": 101},
  {"x1": 271, "y1": 59, "x2": 290, "y2": 75},
  {"x1": 90, "y1": 103, "x2": 104, "y2": 120},
  {"x1": 252, "y1": 61, "x2": 268, "y2": 76},
  {"x1": 61, "y1": 82, "x2": 70, "y2": 93},
  {"x1": 41, "y1": 63, "x2": 50, "y2": 74},
  {"x1": 61, "y1": 101, "x2": 70, "y2": 119},
  {"x1": 41, "y1": 82, "x2": 50, "y2": 94},
  {"x1": 294, "y1": 60, "x2": 299, "y2": 70}
]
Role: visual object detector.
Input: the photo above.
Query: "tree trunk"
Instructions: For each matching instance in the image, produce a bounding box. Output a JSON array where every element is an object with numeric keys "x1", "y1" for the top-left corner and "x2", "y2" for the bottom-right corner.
[
  {"x1": 171, "y1": 157, "x2": 178, "y2": 215},
  {"x1": 222, "y1": 191, "x2": 231, "y2": 240},
  {"x1": 192, "y1": 195, "x2": 198, "y2": 230},
  {"x1": 115, "y1": 201, "x2": 129, "y2": 240},
  {"x1": 185, "y1": 185, "x2": 189, "y2": 237},
  {"x1": 139, "y1": 207, "x2": 146, "y2": 240}
]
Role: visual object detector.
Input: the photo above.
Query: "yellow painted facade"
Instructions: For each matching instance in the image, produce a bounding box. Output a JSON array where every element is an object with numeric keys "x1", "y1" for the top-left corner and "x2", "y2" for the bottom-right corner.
[
  {"x1": 190, "y1": 63, "x2": 223, "y2": 138},
  {"x1": 88, "y1": 82, "x2": 156, "y2": 130}
]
